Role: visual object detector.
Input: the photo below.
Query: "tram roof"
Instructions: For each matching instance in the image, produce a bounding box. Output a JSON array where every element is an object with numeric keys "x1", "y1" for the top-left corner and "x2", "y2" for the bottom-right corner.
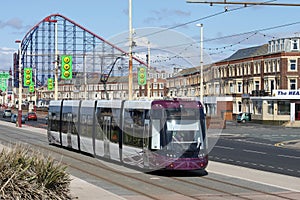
[
  {"x1": 123, "y1": 100, "x2": 153, "y2": 110},
  {"x1": 96, "y1": 99, "x2": 123, "y2": 108}
]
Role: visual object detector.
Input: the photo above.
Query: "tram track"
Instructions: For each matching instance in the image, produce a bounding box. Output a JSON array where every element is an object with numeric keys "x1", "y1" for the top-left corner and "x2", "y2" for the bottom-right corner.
[
  {"x1": 0, "y1": 127, "x2": 199, "y2": 199},
  {"x1": 0, "y1": 125, "x2": 298, "y2": 199}
]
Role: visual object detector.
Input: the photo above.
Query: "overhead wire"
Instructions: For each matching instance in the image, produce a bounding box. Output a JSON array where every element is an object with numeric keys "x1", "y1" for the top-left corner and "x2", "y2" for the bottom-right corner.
[{"x1": 117, "y1": 0, "x2": 300, "y2": 64}]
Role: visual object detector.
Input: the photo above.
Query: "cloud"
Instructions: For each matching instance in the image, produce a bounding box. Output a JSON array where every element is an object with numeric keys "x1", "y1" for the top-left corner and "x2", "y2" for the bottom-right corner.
[
  {"x1": 0, "y1": 47, "x2": 15, "y2": 70},
  {"x1": 144, "y1": 9, "x2": 191, "y2": 25},
  {"x1": 0, "y1": 18, "x2": 24, "y2": 30},
  {"x1": 0, "y1": 47, "x2": 15, "y2": 54}
]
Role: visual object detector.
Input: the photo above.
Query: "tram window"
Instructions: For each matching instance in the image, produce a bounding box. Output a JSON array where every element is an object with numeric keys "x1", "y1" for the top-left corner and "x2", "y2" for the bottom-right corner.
[
  {"x1": 151, "y1": 109, "x2": 164, "y2": 119},
  {"x1": 123, "y1": 109, "x2": 149, "y2": 148},
  {"x1": 96, "y1": 108, "x2": 121, "y2": 143},
  {"x1": 49, "y1": 112, "x2": 59, "y2": 131},
  {"x1": 110, "y1": 123, "x2": 119, "y2": 143}
]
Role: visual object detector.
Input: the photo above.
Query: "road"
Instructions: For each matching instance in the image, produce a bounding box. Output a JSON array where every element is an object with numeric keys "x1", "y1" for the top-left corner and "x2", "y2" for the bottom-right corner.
[
  {"x1": 0, "y1": 110, "x2": 48, "y2": 128},
  {"x1": 209, "y1": 121, "x2": 300, "y2": 177},
  {"x1": 1, "y1": 109, "x2": 300, "y2": 178}
]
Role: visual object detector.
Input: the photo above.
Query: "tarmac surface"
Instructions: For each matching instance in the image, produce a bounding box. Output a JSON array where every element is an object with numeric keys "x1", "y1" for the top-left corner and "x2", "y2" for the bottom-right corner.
[{"x1": 0, "y1": 120, "x2": 299, "y2": 199}]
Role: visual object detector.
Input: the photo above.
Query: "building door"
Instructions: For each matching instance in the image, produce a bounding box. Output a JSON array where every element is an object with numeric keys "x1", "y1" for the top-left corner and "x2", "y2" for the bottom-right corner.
[{"x1": 295, "y1": 103, "x2": 300, "y2": 120}]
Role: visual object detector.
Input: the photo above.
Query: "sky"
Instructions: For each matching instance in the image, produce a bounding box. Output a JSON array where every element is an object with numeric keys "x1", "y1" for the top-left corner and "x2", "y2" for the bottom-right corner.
[{"x1": 1, "y1": 0, "x2": 300, "y2": 71}]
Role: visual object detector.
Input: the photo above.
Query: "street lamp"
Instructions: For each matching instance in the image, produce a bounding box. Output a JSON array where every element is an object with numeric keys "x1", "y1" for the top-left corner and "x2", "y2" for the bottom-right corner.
[
  {"x1": 44, "y1": 18, "x2": 58, "y2": 100},
  {"x1": 196, "y1": 23, "x2": 204, "y2": 103},
  {"x1": 53, "y1": 20, "x2": 58, "y2": 100},
  {"x1": 128, "y1": 0, "x2": 133, "y2": 100},
  {"x1": 15, "y1": 40, "x2": 22, "y2": 127}
]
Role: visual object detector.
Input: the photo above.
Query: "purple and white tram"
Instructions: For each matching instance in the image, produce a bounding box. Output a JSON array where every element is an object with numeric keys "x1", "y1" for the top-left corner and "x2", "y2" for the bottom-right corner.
[{"x1": 47, "y1": 99, "x2": 208, "y2": 170}]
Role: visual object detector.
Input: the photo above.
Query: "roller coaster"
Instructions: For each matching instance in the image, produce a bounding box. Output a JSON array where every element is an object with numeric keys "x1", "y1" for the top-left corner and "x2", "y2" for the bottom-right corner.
[{"x1": 13, "y1": 13, "x2": 147, "y2": 89}]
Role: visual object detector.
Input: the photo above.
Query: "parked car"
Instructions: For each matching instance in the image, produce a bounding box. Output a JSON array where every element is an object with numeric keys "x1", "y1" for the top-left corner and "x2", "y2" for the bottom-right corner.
[
  {"x1": 11, "y1": 114, "x2": 26, "y2": 124},
  {"x1": 26, "y1": 112, "x2": 37, "y2": 121},
  {"x1": 237, "y1": 112, "x2": 252, "y2": 123},
  {"x1": 2, "y1": 109, "x2": 12, "y2": 118}
]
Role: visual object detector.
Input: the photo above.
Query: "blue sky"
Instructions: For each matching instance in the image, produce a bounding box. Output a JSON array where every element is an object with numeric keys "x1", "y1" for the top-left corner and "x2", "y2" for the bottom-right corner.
[{"x1": 1, "y1": 0, "x2": 300, "y2": 70}]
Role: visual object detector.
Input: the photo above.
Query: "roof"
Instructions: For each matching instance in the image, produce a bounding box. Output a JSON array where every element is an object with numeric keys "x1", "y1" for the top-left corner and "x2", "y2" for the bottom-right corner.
[
  {"x1": 221, "y1": 44, "x2": 268, "y2": 62},
  {"x1": 172, "y1": 64, "x2": 212, "y2": 77}
]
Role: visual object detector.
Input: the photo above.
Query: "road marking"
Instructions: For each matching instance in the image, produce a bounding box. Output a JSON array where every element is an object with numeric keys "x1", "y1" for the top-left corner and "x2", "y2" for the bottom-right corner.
[
  {"x1": 237, "y1": 139, "x2": 273, "y2": 146},
  {"x1": 214, "y1": 145, "x2": 234, "y2": 150},
  {"x1": 150, "y1": 177, "x2": 160, "y2": 180},
  {"x1": 243, "y1": 149, "x2": 267, "y2": 155},
  {"x1": 278, "y1": 154, "x2": 300, "y2": 159}
]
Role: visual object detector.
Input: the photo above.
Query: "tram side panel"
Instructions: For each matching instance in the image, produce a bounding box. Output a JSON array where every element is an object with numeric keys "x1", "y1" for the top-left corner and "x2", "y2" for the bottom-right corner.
[
  {"x1": 60, "y1": 100, "x2": 80, "y2": 150},
  {"x1": 78, "y1": 100, "x2": 97, "y2": 155},
  {"x1": 121, "y1": 101, "x2": 152, "y2": 169},
  {"x1": 95, "y1": 100, "x2": 123, "y2": 161}
]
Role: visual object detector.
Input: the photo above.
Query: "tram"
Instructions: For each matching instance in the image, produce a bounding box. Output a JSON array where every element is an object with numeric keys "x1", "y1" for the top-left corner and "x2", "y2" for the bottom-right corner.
[{"x1": 47, "y1": 99, "x2": 208, "y2": 170}]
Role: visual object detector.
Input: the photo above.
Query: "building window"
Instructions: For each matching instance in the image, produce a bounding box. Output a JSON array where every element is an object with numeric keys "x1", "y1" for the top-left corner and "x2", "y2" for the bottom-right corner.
[
  {"x1": 292, "y1": 39, "x2": 299, "y2": 50},
  {"x1": 248, "y1": 64, "x2": 251, "y2": 75},
  {"x1": 229, "y1": 82, "x2": 234, "y2": 93},
  {"x1": 238, "y1": 101, "x2": 242, "y2": 113},
  {"x1": 237, "y1": 82, "x2": 242, "y2": 93},
  {"x1": 215, "y1": 84, "x2": 220, "y2": 94},
  {"x1": 264, "y1": 62, "x2": 267, "y2": 73},
  {"x1": 276, "y1": 41, "x2": 280, "y2": 52},
  {"x1": 278, "y1": 101, "x2": 290, "y2": 115},
  {"x1": 289, "y1": 79, "x2": 296, "y2": 90},
  {"x1": 255, "y1": 81, "x2": 259, "y2": 91},
  {"x1": 289, "y1": 59, "x2": 297, "y2": 71},
  {"x1": 281, "y1": 39, "x2": 285, "y2": 50},
  {"x1": 267, "y1": 101, "x2": 274, "y2": 115},
  {"x1": 253, "y1": 100, "x2": 262, "y2": 115}
]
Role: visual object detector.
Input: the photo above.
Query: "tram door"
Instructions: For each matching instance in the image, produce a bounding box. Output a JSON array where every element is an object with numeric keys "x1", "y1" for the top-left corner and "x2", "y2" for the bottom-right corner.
[{"x1": 103, "y1": 116, "x2": 111, "y2": 158}]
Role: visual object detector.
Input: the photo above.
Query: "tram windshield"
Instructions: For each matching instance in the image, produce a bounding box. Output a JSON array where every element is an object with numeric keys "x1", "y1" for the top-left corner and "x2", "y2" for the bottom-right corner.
[
  {"x1": 166, "y1": 120, "x2": 201, "y2": 144},
  {"x1": 163, "y1": 119, "x2": 202, "y2": 158},
  {"x1": 163, "y1": 107, "x2": 203, "y2": 155}
]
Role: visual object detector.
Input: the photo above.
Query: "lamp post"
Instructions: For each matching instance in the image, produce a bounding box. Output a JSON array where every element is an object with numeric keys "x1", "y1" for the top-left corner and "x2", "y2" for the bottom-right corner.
[
  {"x1": 128, "y1": 0, "x2": 133, "y2": 100},
  {"x1": 15, "y1": 40, "x2": 22, "y2": 127},
  {"x1": 147, "y1": 41, "x2": 151, "y2": 98},
  {"x1": 44, "y1": 18, "x2": 58, "y2": 100},
  {"x1": 196, "y1": 23, "x2": 204, "y2": 103},
  {"x1": 53, "y1": 21, "x2": 58, "y2": 100}
]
